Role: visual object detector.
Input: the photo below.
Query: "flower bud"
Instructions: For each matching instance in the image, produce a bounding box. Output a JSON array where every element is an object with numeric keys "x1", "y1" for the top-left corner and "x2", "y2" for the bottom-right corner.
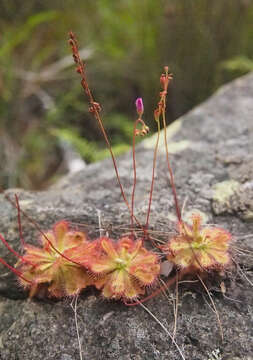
[
  {"x1": 154, "y1": 109, "x2": 160, "y2": 122},
  {"x1": 135, "y1": 97, "x2": 144, "y2": 116}
]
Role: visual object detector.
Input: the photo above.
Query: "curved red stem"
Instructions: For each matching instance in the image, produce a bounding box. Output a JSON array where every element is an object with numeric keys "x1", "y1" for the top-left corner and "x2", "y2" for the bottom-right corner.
[
  {"x1": 162, "y1": 111, "x2": 182, "y2": 223},
  {"x1": 131, "y1": 118, "x2": 149, "y2": 238},
  {"x1": 131, "y1": 119, "x2": 138, "y2": 231},
  {"x1": 124, "y1": 269, "x2": 186, "y2": 306},
  {"x1": 0, "y1": 256, "x2": 33, "y2": 284},
  {"x1": 3, "y1": 193, "x2": 87, "y2": 269},
  {"x1": 145, "y1": 118, "x2": 161, "y2": 229},
  {"x1": 0, "y1": 233, "x2": 33, "y2": 265}
]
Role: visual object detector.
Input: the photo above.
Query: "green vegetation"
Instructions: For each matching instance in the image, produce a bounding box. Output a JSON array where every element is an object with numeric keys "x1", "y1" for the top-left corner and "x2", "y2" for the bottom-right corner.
[{"x1": 0, "y1": 0, "x2": 253, "y2": 189}]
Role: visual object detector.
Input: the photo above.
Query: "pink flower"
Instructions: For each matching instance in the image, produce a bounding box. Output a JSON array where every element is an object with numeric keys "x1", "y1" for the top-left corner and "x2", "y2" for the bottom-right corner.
[{"x1": 135, "y1": 97, "x2": 144, "y2": 116}]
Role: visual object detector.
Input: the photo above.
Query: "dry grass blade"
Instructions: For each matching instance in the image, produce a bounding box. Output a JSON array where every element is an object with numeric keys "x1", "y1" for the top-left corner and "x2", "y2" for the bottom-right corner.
[
  {"x1": 197, "y1": 275, "x2": 223, "y2": 341},
  {"x1": 139, "y1": 303, "x2": 185, "y2": 360},
  {"x1": 159, "y1": 278, "x2": 172, "y2": 302},
  {"x1": 232, "y1": 246, "x2": 253, "y2": 258},
  {"x1": 172, "y1": 273, "x2": 179, "y2": 341},
  {"x1": 237, "y1": 264, "x2": 253, "y2": 287},
  {"x1": 70, "y1": 295, "x2": 83, "y2": 360}
]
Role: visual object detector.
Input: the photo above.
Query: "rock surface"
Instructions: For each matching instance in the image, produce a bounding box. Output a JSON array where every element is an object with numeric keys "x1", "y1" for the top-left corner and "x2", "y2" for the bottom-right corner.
[{"x1": 0, "y1": 73, "x2": 253, "y2": 360}]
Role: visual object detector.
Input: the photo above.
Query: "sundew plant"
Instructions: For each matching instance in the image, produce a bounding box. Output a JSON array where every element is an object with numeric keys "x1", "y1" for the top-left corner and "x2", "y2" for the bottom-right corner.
[{"x1": 0, "y1": 32, "x2": 252, "y2": 359}]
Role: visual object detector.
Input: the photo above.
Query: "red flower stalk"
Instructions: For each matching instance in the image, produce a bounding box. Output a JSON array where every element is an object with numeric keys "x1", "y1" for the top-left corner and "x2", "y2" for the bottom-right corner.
[
  {"x1": 85, "y1": 237, "x2": 160, "y2": 300},
  {"x1": 68, "y1": 31, "x2": 143, "y2": 229}
]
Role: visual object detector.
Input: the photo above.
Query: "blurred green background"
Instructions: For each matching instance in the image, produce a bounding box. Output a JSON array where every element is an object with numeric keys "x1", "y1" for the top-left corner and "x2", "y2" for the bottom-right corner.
[{"x1": 1, "y1": 0, "x2": 253, "y2": 189}]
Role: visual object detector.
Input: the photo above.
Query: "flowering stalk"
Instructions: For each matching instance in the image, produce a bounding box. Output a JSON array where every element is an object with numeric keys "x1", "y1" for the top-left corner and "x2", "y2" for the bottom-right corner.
[
  {"x1": 68, "y1": 32, "x2": 143, "y2": 229},
  {"x1": 160, "y1": 67, "x2": 182, "y2": 223},
  {"x1": 131, "y1": 98, "x2": 149, "y2": 230},
  {"x1": 145, "y1": 68, "x2": 174, "y2": 228}
]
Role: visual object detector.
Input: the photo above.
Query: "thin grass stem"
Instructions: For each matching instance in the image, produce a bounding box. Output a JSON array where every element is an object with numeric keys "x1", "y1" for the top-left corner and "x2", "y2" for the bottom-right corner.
[
  {"x1": 139, "y1": 303, "x2": 185, "y2": 360},
  {"x1": 70, "y1": 294, "x2": 83, "y2": 360}
]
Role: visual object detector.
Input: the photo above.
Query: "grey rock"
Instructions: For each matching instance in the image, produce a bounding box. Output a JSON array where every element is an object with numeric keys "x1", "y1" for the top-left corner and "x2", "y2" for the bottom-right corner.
[{"x1": 0, "y1": 73, "x2": 253, "y2": 359}]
